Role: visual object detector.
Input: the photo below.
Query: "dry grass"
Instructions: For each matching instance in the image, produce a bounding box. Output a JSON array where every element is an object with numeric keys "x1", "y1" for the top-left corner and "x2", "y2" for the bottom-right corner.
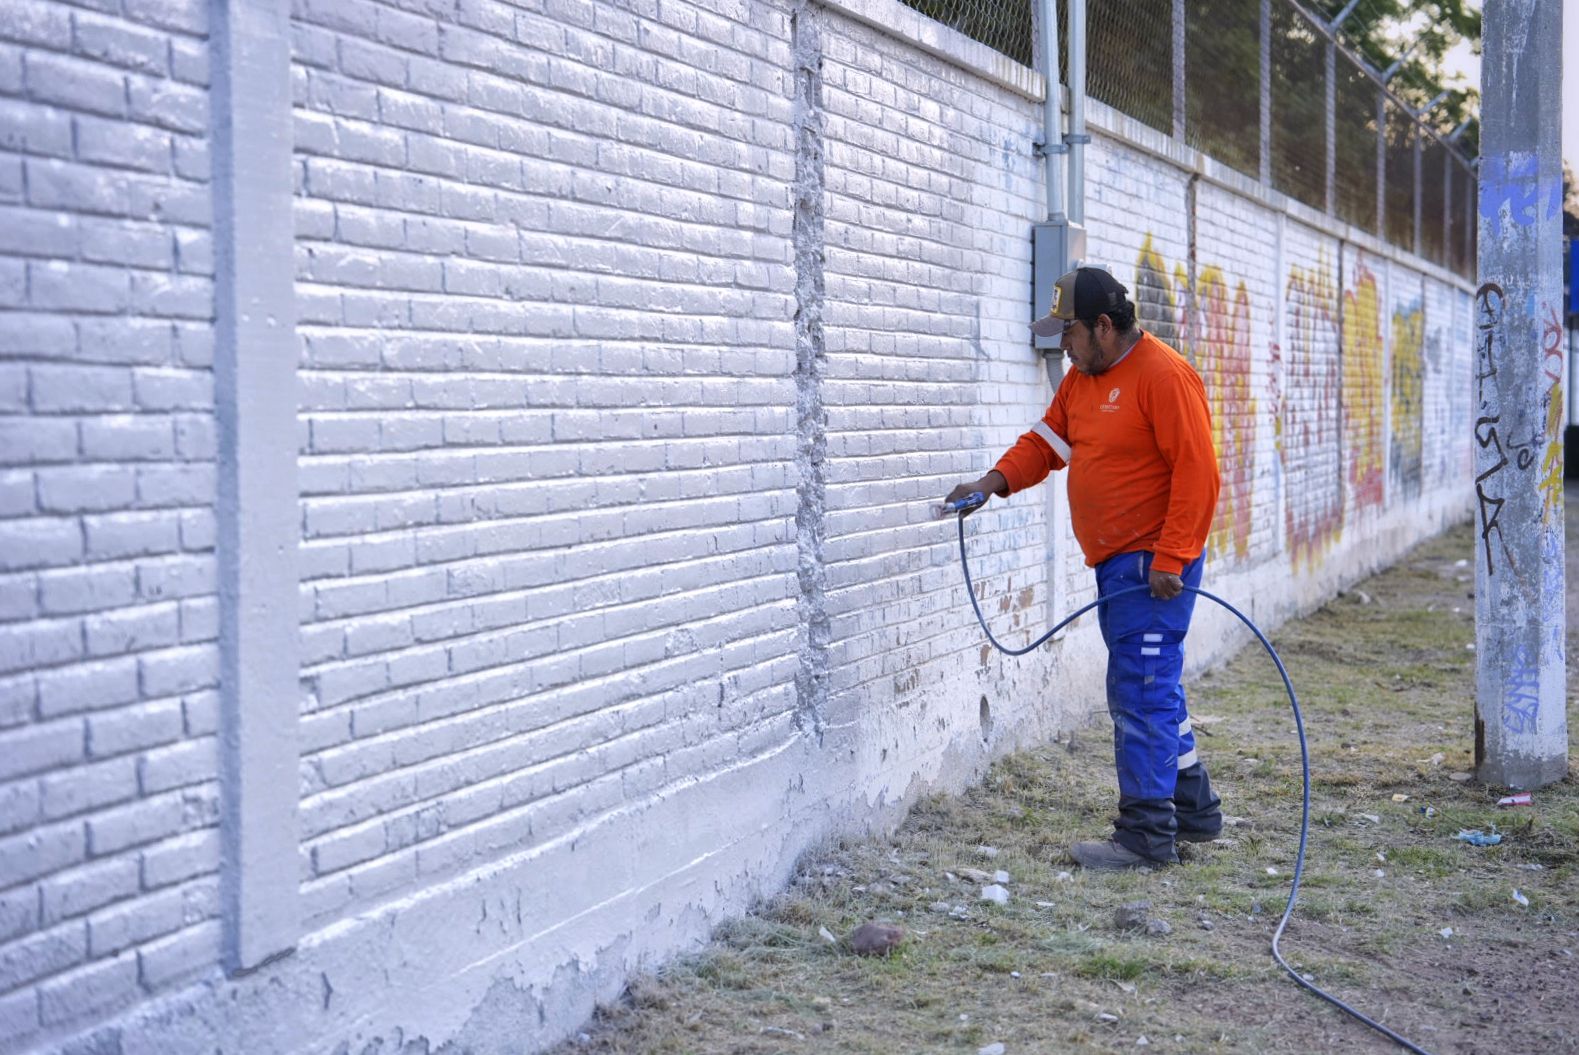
[{"x1": 551, "y1": 507, "x2": 1579, "y2": 1055}]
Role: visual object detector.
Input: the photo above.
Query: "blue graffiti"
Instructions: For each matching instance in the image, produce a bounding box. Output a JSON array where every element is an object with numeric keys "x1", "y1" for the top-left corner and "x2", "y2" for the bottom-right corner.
[
  {"x1": 1501, "y1": 644, "x2": 1539, "y2": 736},
  {"x1": 1478, "y1": 154, "x2": 1562, "y2": 238}
]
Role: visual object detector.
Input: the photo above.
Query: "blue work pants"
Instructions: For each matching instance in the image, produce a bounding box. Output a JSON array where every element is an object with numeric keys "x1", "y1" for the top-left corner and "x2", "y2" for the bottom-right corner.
[{"x1": 1094, "y1": 550, "x2": 1222, "y2": 862}]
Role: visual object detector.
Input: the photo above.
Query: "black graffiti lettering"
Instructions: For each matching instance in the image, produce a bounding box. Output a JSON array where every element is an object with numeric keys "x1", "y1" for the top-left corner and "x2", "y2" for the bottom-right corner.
[{"x1": 1474, "y1": 415, "x2": 1512, "y2": 575}]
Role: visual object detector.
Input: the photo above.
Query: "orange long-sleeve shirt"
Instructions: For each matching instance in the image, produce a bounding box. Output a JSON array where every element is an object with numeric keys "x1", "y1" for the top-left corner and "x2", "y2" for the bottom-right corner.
[{"x1": 994, "y1": 332, "x2": 1220, "y2": 575}]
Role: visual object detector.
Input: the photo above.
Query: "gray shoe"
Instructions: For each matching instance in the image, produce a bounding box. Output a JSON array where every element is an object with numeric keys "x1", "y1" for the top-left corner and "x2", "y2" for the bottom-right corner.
[{"x1": 1070, "y1": 839, "x2": 1165, "y2": 870}]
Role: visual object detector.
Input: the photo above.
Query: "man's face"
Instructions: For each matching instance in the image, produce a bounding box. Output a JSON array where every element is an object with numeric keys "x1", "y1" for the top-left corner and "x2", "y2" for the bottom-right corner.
[{"x1": 1061, "y1": 318, "x2": 1106, "y2": 375}]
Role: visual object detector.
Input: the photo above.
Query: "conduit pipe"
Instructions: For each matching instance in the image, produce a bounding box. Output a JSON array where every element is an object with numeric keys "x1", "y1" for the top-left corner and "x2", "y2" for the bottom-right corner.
[
  {"x1": 1038, "y1": 0, "x2": 1065, "y2": 221},
  {"x1": 1067, "y1": 0, "x2": 1088, "y2": 226}
]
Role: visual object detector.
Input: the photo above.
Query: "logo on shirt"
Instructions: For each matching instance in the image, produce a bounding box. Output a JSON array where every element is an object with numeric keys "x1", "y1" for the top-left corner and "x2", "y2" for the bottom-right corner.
[{"x1": 1101, "y1": 386, "x2": 1121, "y2": 413}]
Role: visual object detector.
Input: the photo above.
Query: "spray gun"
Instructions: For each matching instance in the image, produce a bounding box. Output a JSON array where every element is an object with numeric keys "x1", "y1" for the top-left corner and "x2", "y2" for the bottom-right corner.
[{"x1": 934, "y1": 492, "x2": 986, "y2": 519}]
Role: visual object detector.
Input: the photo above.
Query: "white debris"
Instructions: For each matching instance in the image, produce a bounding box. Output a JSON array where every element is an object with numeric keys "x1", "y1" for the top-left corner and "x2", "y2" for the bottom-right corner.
[
  {"x1": 1055, "y1": 871, "x2": 1074, "y2": 883},
  {"x1": 981, "y1": 884, "x2": 1010, "y2": 905},
  {"x1": 994, "y1": 870, "x2": 1011, "y2": 884},
  {"x1": 1440, "y1": 927, "x2": 1454, "y2": 939},
  {"x1": 976, "y1": 845, "x2": 1000, "y2": 858},
  {"x1": 818, "y1": 926, "x2": 837, "y2": 944},
  {"x1": 1513, "y1": 889, "x2": 1530, "y2": 907},
  {"x1": 977, "y1": 1044, "x2": 1005, "y2": 1055}
]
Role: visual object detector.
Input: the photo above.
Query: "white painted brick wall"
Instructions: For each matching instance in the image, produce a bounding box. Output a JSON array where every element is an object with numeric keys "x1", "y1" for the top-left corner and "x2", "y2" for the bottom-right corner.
[
  {"x1": 0, "y1": 1, "x2": 218, "y2": 1046},
  {"x1": 2, "y1": 1, "x2": 1478, "y2": 1052},
  {"x1": 287, "y1": 0, "x2": 801, "y2": 925}
]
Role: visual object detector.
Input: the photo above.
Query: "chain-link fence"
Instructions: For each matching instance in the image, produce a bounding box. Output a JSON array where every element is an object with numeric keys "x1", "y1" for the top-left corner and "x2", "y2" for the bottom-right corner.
[
  {"x1": 1080, "y1": 0, "x2": 1174, "y2": 137},
  {"x1": 1270, "y1": 0, "x2": 1328, "y2": 212},
  {"x1": 1182, "y1": 0, "x2": 1262, "y2": 180},
  {"x1": 896, "y1": 0, "x2": 1476, "y2": 279},
  {"x1": 899, "y1": 0, "x2": 1035, "y2": 67}
]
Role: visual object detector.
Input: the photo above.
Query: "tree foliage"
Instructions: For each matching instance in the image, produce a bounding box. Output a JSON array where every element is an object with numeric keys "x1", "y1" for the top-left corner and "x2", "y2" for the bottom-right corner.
[{"x1": 1302, "y1": 0, "x2": 1480, "y2": 152}]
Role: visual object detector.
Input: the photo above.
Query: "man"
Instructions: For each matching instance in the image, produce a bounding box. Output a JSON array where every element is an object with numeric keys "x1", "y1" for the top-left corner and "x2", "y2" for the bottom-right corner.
[{"x1": 944, "y1": 266, "x2": 1223, "y2": 870}]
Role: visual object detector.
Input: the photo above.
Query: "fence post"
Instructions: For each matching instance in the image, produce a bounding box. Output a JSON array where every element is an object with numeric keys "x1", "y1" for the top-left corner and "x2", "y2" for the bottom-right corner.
[
  {"x1": 1324, "y1": 41, "x2": 1336, "y2": 216},
  {"x1": 1375, "y1": 93, "x2": 1386, "y2": 238},
  {"x1": 1421, "y1": 125, "x2": 1433, "y2": 257},
  {"x1": 1172, "y1": 0, "x2": 1186, "y2": 140},
  {"x1": 1259, "y1": 0, "x2": 1272, "y2": 187}
]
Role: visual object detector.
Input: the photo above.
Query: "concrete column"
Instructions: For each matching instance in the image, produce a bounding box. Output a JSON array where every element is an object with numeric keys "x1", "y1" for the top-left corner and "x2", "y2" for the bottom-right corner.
[
  {"x1": 1474, "y1": 0, "x2": 1567, "y2": 789},
  {"x1": 212, "y1": 0, "x2": 302, "y2": 971}
]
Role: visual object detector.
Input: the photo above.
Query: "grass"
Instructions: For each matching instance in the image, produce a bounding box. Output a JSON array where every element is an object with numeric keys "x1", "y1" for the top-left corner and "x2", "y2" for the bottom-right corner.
[{"x1": 550, "y1": 507, "x2": 1579, "y2": 1055}]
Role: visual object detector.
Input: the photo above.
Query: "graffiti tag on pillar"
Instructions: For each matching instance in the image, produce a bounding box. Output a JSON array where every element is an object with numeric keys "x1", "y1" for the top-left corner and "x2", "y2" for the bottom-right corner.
[
  {"x1": 1473, "y1": 282, "x2": 1504, "y2": 406},
  {"x1": 1474, "y1": 415, "x2": 1514, "y2": 575},
  {"x1": 1472, "y1": 283, "x2": 1512, "y2": 575},
  {"x1": 1501, "y1": 644, "x2": 1539, "y2": 735}
]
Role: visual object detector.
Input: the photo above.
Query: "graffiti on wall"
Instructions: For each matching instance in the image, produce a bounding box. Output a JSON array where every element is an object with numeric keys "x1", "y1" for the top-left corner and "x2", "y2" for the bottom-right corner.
[
  {"x1": 1283, "y1": 259, "x2": 1344, "y2": 567},
  {"x1": 1134, "y1": 235, "x2": 1188, "y2": 352},
  {"x1": 1132, "y1": 237, "x2": 1257, "y2": 565},
  {"x1": 1196, "y1": 267, "x2": 1256, "y2": 563},
  {"x1": 1389, "y1": 302, "x2": 1425, "y2": 501},
  {"x1": 1341, "y1": 259, "x2": 1386, "y2": 512}
]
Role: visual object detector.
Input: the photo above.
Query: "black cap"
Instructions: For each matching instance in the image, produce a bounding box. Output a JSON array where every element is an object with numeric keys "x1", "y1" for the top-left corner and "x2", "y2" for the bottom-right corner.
[{"x1": 1030, "y1": 267, "x2": 1132, "y2": 338}]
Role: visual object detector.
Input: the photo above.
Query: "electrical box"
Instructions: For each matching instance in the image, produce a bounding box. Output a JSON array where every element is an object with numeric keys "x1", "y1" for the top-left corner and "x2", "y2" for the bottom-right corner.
[{"x1": 1031, "y1": 221, "x2": 1086, "y2": 351}]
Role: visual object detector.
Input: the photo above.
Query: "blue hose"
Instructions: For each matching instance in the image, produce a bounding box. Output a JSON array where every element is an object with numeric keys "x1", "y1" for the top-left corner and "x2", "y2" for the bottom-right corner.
[{"x1": 951, "y1": 506, "x2": 1435, "y2": 1055}]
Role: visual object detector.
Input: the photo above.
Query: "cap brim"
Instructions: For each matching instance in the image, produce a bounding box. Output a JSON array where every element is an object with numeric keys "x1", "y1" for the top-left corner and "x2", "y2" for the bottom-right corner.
[{"x1": 1029, "y1": 313, "x2": 1070, "y2": 338}]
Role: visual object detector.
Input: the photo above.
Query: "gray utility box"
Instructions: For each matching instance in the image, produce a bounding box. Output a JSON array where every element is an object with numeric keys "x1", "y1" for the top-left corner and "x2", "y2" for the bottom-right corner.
[{"x1": 1031, "y1": 220, "x2": 1086, "y2": 351}]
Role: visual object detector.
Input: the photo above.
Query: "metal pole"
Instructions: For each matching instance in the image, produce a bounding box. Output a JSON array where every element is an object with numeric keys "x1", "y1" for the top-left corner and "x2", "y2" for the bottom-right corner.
[
  {"x1": 1474, "y1": 0, "x2": 1568, "y2": 789},
  {"x1": 1067, "y1": 0, "x2": 1088, "y2": 226},
  {"x1": 1172, "y1": 0, "x2": 1186, "y2": 140},
  {"x1": 1412, "y1": 126, "x2": 1422, "y2": 257},
  {"x1": 1038, "y1": 0, "x2": 1064, "y2": 221},
  {"x1": 1328, "y1": 0, "x2": 1364, "y2": 31},
  {"x1": 1376, "y1": 91, "x2": 1386, "y2": 237},
  {"x1": 1259, "y1": 0, "x2": 1272, "y2": 187},
  {"x1": 1325, "y1": 41, "x2": 1336, "y2": 215}
]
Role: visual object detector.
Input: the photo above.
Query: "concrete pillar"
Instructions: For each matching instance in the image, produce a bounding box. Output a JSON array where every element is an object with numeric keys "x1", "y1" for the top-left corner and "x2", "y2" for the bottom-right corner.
[
  {"x1": 1474, "y1": 0, "x2": 1567, "y2": 789},
  {"x1": 212, "y1": 0, "x2": 302, "y2": 971}
]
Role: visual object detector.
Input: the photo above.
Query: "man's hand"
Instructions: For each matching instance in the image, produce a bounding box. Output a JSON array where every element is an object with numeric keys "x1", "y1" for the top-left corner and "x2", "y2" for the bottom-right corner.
[
  {"x1": 943, "y1": 471, "x2": 1008, "y2": 517},
  {"x1": 1149, "y1": 568, "x2": 1184, "y2": 600}
]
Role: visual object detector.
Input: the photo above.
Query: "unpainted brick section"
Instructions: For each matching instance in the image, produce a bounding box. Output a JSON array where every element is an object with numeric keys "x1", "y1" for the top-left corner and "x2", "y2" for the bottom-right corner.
[{"x1": 0, "y1": 0, "x2": 219, "y2": 1030}]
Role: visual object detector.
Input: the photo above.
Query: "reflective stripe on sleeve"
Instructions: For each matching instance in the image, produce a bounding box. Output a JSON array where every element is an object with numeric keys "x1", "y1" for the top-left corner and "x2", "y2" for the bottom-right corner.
[
  {"x1": 1030, "y1": 421, "x2": 1071, "y2": 462},
  {"x1": 1176, "y1": 748, "x2": 1199, "y2": 769}
]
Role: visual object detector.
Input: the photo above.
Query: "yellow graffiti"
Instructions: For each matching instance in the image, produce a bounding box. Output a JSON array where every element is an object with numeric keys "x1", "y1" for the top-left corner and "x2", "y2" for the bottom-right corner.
[
  {"x1": 1196, "y1": 266, "x2": 1256, "y2": 563},
  {"x1": 1389, "y1": 305, "x2": 1425, "y2": 499},
  {"x1": 1541, "y1": 381, "x2": 1564, "y2": 524},
  {"x1": 1341, "y1": 260, "x2": 1385, "y2": 509}
]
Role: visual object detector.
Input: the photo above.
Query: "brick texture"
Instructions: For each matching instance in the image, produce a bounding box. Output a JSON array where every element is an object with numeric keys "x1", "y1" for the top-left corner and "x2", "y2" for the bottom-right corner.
[
  {"x1": 0, "y1": 1, "x2": 218, "y2": 1038},
  {"x1": 287, "y1": 0, "x2": 802, "y2": 923}
]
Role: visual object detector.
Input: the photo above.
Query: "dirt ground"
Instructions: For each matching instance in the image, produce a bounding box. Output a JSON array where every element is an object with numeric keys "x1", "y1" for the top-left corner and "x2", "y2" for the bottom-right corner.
[{"x1": 551, "y1": 492, "x2": 1579, "y2": 1055}]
